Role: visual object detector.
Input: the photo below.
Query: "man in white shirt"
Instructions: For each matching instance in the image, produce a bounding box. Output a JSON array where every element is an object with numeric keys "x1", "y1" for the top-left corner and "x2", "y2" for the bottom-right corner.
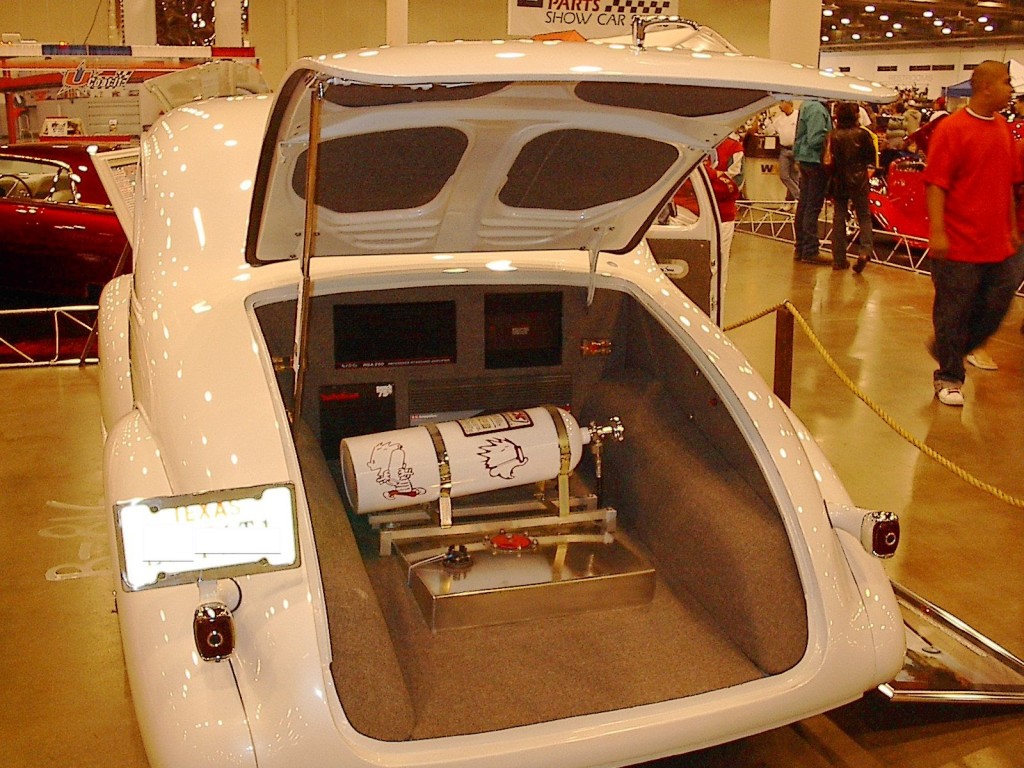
[
  {"x1": 858, "y1": 104, "x2": 873, "y2": 128},
  {"x1": 928, "y1": 96, "x2": 949, "y2": 122},
  {"x1": 763, "y1": 100, "x2": 800, "y2": 200}
]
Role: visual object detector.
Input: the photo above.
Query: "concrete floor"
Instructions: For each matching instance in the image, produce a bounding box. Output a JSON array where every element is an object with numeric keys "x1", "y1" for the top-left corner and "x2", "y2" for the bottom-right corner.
[{"x1": 1, "y1": 232, "x2": 1023, "y2": 767}]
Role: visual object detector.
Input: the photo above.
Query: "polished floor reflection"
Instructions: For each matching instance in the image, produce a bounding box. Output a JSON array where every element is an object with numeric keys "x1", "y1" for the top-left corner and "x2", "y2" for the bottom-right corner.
[
  {"x1": 1, "y1": 232, "x2": 1021, "y2": 767},
  {"x1": 664, "y1": 233, "x2": 1024, "y2": 766}
]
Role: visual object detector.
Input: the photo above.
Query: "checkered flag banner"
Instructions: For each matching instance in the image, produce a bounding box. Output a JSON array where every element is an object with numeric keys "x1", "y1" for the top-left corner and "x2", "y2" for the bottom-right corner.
[
  {"x1": 508, "y1": 0, "x2": 680, "y2": 37},
  {"x1": 604, "y1": 0, "x2": 673, "y2": 14}
]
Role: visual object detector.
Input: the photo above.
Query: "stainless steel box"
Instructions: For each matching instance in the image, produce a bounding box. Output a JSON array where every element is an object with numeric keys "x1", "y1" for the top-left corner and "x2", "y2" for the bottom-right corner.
[{"x1": 395, "y1": 525, "x2": 656, "y2": 631}]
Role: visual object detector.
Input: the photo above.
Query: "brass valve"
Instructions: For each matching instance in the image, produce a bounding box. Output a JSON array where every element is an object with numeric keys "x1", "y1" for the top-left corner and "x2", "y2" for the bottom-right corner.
[
  {"x1": 587, "y1": 416, "x2": 624, "y2": 507},
  {"x1": 587, "y1": 416, "x2": 624, "y2": 446}
]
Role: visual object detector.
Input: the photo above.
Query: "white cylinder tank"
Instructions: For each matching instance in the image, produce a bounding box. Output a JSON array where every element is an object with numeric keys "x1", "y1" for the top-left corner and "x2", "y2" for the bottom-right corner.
[{"x1": 341, "y1": 406, "x2": 588, "y2": 514}]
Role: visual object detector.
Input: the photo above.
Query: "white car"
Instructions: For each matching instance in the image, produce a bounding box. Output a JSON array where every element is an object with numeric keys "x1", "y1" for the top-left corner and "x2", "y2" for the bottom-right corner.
[{"x1": 99, "y1": 24, "x2": 903, "y2": 768}]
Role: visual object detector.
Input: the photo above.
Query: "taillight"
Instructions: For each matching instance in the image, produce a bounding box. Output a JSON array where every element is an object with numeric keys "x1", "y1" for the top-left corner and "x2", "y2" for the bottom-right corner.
[
  {"x1": 194, "y1": 602, "x2": 235, "y2": 661},
  {"x1": 862, "y1": 511, "x2": 900, "y2": 558}
]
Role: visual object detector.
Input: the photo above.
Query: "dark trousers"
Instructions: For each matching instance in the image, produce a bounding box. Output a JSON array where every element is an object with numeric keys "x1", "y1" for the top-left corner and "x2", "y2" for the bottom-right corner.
[
  {"x1": 931, "y1": 249, "x2": 1024, "y2": 386},
  {"x1": 831, "y1": 191, "x2": 874, "y2": 265},
  {"x1": 794, "y1": 162, "x2": 828, "y2": 259}
]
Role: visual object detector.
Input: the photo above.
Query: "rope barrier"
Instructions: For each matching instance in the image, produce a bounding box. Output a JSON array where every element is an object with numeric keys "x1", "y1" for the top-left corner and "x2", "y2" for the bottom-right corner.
[{"x1": 725, "y1": 300, "x2": 1024, "y2": 509}]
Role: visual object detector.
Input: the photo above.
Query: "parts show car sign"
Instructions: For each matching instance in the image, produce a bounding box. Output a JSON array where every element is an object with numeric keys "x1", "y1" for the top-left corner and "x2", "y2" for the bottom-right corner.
[{"x1": 508, "y1": 0, "x2": 679, "y2": 38}]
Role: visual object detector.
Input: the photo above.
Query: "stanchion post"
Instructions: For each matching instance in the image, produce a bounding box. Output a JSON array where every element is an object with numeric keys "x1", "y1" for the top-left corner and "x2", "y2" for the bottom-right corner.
[{"x1": 773, "y1": 307, "x2": 794, "y2": 406}]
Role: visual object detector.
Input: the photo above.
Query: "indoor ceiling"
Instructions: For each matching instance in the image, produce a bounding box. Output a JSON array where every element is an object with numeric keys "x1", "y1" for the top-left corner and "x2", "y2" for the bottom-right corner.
[{"x1": 820, "y1": 0, "x2": 1024, "y2": 50}]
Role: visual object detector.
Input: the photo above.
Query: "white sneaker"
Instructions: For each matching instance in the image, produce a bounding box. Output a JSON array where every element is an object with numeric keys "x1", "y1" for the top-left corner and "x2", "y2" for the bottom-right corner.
[
  {"x1": 936, "y1": 386, "x2": 964, "y2": 406},
  {"x1": 966, "y1": 350, "x2": 998, "y2": 370}
]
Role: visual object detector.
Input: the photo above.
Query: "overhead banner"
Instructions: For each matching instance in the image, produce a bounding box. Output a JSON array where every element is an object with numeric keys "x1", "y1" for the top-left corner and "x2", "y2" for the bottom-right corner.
[{"x1": 508, "y1": 0, "x2": 680, "y2": 39}]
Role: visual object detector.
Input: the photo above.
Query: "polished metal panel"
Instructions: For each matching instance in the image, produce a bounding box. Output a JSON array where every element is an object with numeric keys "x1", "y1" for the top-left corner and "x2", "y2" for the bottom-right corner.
[
  {"x1": 880, "y1": 583, "x2": 1024, "y2": 704},
  {"x1": 397, "y1": 524, "x2": 655, "y2": 631}
]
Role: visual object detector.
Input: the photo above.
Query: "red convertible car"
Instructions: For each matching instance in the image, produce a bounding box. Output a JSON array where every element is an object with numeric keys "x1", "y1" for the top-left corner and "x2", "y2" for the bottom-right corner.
[
  {"x1": 868, "y1": 158, "x2": 929, "y2": 243},
  {"x1": 0, "y1": 142, "x2": 130, "y2": 301}
]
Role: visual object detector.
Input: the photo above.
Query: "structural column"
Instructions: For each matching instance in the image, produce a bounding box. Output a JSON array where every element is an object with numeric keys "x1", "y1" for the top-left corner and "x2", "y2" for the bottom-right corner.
[
  {"x1": 217, "y1": 0, "x2": 244, "y2": 46},
  {"x1": 387, "y1": 0, "x2": 409, "y2": 45},
  {"x1": 121, "y1": 0, "x2": 157, "y2": 44},
  {"x1": 769, "y1": 0, "x2": 821, "y2": 66}
]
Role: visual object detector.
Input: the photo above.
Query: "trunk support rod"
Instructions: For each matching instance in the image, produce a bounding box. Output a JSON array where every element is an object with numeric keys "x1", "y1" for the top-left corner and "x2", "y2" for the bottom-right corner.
[{"x1": 291, "y1": 77, "x2": 325, "y2": 430}]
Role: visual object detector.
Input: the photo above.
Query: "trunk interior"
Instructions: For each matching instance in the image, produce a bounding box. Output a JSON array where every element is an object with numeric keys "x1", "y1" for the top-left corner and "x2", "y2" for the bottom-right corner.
[{"x1": 255, "y1": 282, "x2": 808, "y2": 742}]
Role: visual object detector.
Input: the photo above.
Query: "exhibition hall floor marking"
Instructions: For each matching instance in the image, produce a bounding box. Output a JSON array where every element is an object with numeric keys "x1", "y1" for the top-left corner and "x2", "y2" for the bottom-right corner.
[{"x1": 39, "y1": 500, "x2": 111, "y2": 582}]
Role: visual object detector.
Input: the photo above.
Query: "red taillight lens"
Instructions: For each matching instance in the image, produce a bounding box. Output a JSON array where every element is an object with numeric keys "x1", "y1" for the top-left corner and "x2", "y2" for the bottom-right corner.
[
  {"x1": 863, "y1": 511, "x2": 900, "y2": 558},
  {"x1": 194, "y1": 602, "x2": 235, "y2": 661}
]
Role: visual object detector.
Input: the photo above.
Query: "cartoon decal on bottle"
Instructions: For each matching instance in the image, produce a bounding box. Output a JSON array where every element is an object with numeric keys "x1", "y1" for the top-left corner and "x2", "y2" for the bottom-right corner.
[
  {"x1": 367, "y1": 441, "x2": 426, "y2": 500},
  {"x1": 477, "y1": 437, "x2": 528, "y2": 480}
]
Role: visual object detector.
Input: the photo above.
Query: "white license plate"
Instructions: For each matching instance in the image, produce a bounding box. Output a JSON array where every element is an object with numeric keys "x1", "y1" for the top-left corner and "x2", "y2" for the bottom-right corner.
[{"x1": 116, "y1": 483, "x2": 299, "y2": 590}]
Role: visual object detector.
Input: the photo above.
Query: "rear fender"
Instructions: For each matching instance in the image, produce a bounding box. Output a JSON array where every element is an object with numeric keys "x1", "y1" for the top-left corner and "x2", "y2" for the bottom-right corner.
[
  {"x1": 104, "y1": 410, "x2": 256, "y2": 768},
  {"x1": 98, "y1": 275, "x2": 134, "y2": 434},
  {"x1": 835, "y1": 530, "x2": 906, "y2": 684}
]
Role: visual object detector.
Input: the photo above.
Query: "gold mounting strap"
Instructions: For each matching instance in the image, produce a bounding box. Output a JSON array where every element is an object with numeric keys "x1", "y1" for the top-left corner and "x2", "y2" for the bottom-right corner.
[
  {"x1": 424, "y1": 423, "x2": 453, "y2": 528},
  {"x1": 543, "y1": 405, "x2": 571, "y2": 517}
]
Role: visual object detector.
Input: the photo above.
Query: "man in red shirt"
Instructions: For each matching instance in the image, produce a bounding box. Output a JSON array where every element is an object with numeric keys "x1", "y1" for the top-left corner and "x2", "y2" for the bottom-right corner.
[{"x1": 923, "y1": 60, "x2": 1023, "y2": 406}]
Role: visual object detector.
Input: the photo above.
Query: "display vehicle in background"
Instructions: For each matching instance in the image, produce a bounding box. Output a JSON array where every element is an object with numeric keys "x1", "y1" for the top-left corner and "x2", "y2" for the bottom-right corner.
[
  {"x1": 868, "y1": 157, "x2": 929, "y2": 243},
  {"x1": 0, "y1": 141, "x2": 129, "y2": 301},
  {"x1": 98, "y1": 20, "x2": 905, "y2": 768}
]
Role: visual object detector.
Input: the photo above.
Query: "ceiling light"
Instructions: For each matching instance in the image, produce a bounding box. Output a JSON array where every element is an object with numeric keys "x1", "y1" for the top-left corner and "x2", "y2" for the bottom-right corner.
[
  {"x1": 852, "y1": 32, "x2": 862, "y2": 39},
  {"x1": 978, "y1": 16, "x2": 988, "y2": 23},
  {"x1": 879, "y1": 13, "x2": 889, "y2": 20},
  {"x1": 885, "y1": 30, "x2": 894, "y2": 37},
  {"x1": 892, "y1": 22, "x2": 903, "y2": 29},
  {"x1": 822, "y1": 34, "x2": 830, "y2": 41},
  {"x1": 841, "y1": 16, "x2": 851, "y2": 23},
  {"x1": 933, "y1": 19, "x2": 943, "y2": 25},
  {"x1": 942, "y1": 27, "x2": 952, "y2": 34},
  {"x1": 864, "y1": 4, "x2": 875, "y2": 11},
  {"x1": 823, "y1": 7, "x2": 833, "y2": 15},
  {"x1": 985, "y1": 24, "x2": 995, "y2": 30},
  {"x1": 923, "y1": 10, "x2": 934, "y2": 17}
]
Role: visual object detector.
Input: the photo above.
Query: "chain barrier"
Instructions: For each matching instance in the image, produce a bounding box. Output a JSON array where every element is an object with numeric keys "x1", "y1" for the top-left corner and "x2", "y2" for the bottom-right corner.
[{"x1": 725, "y1": 300, "x2": 1024, "y2": 509}]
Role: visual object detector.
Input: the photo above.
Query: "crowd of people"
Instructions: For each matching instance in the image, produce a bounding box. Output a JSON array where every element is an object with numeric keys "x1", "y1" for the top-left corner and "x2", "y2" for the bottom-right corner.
[
  {"x1": 750, "y1": 62, "x2": 1024, "y2": 408},
  {"x1": 659, "y1": 62, "x2": 1023, "y2": 409}
]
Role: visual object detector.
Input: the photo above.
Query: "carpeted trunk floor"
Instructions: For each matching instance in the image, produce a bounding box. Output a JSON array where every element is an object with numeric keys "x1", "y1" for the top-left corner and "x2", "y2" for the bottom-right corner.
[{"x1": 364, "y1": 546, "x2": 763, "y2": 739}]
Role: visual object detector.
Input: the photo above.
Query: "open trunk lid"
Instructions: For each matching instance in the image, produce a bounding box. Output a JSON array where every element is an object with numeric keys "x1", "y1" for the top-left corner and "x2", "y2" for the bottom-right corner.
[{"x1": 245, "y1": 38, "x2": 895, "y2": 266}]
